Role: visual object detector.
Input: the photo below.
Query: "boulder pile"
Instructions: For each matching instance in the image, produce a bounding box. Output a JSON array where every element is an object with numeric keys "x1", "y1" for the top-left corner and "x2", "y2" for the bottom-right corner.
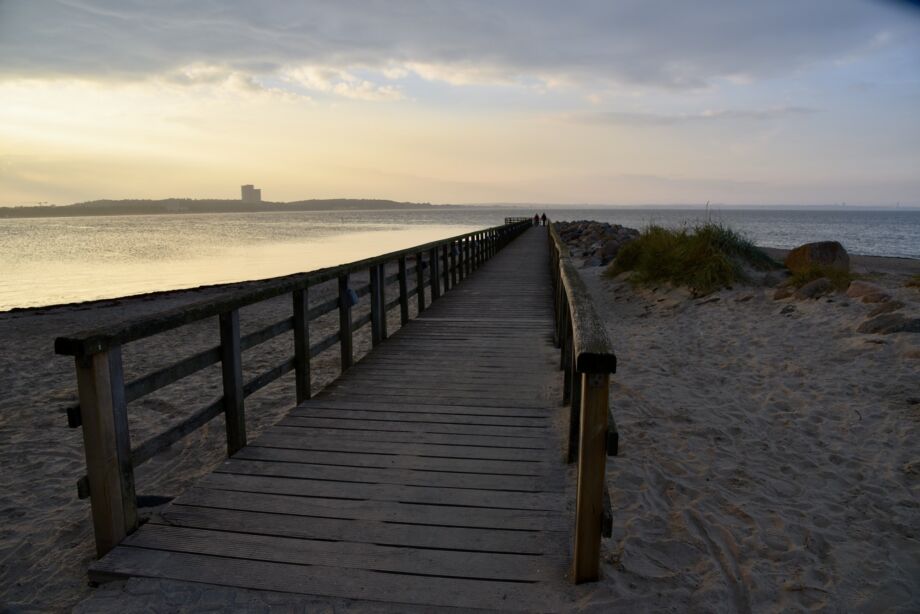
[{"x1": 554, "y1": 220, "x2": 640, "y2": 267}]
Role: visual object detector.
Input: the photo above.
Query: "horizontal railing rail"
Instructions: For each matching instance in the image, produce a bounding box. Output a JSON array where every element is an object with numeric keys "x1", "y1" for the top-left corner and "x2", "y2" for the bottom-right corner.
[
  {"x1": 503, "y1": 216, "x2": 533, "y2": 225},
  {"x1": 57, "y1": 219, "x2": 533, "y2": 557},
  {"x1": 547, "y1": 222, "x2": 618, "y2": 584}
]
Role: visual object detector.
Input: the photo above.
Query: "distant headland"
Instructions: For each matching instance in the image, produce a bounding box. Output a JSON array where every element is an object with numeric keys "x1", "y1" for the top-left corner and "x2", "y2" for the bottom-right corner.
[{"x1": 0, "y1": 198, "x2": 435, "y2": 219}]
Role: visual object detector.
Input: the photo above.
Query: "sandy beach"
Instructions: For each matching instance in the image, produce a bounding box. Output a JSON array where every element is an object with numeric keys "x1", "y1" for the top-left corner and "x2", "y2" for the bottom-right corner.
[
  {"x1": 576, "y1": 251, "x2": 920, "y2": 612},
  {"x1": 1, "y1": 247, "x2": 918, "y2": 612}
]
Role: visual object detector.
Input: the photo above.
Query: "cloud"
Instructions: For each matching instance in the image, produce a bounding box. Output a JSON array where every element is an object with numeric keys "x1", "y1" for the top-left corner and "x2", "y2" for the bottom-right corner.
[
  {"x1": 0, "y1": 0, "x2": 916, "y2": 93},
  {"x1": 282, "y1": 66, "x2": 403, "y2": 101},
  {"x1": 570, "y1": 106, "x2": 818, "y2": 126}
]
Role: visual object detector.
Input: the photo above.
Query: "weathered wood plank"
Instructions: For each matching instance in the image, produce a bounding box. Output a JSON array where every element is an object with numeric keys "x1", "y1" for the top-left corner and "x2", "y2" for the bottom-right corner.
[
  {"x1": 89, "y1": 548, "x2": 563, "y2": 611},
  {"x1": 176, "y1": 487, "x2": 567, "y2": 531},
  {"x1": 121, "y1": 524, "x2": 564, "y2": 582},
  {"x1": 197, "y1": 472, "x2": 566, "y2": 511}
]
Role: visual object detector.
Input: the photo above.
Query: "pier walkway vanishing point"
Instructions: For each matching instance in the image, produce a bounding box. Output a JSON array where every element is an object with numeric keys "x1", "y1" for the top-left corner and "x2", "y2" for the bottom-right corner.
[{"x1": 56, "y1": 222, "x2": 617, "y2": 611}]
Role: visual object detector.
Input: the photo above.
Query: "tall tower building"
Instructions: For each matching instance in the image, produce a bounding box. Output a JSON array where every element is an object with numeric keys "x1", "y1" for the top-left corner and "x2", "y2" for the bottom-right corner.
[{"x1": 241, "y1": 184, "x2": 262, "y2": 203}]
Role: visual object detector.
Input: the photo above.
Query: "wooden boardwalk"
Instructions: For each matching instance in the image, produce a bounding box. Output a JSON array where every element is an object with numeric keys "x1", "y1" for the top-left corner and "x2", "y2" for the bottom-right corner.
[{"x1": 89, "y1": 228, "x2": 577, "y2": 611}]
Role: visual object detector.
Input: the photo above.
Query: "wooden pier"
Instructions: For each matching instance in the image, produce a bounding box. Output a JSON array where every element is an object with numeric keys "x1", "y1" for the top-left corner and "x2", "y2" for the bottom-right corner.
[{"x1": 56, "y1": 222, "x2": 617, "y2": 611}]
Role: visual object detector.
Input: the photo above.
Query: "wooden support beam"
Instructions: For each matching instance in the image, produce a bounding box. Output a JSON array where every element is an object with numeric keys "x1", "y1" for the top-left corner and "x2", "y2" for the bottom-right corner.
[
  {"x1": 567, "y1": 345, "x2": 581, "y2": 464},
  {"x1": 398, "y1": 256, "x2": 410, "y2": 325},
  {"x1": 450, "y1": 242, "x2": 458, "y2": 286},
  {"x1": 415, "y1": 251, "x2": 426, "y2": 312},
  {"x1": 74, "y1": 347, "x2": 137, "y2": 557},
  {"x1": 442, "y1": 244, "x2": 451, "y2": 292},
  {"x1": 572, "y1": 372, "x2": 609, "y2": 583},
  {"x1": 370, "y1": 264, "x2": 386, "y2": 346},
  {"x1": 292, "y1": 288, "x2": 311, "y2": 404},
  {"x1": 338, "y1": 274, "x2": 354, "y2": 370},
  {"x1": 429, "y1": 248, "x2": 440, "y2": 299},
  {"x1": 219, "y1": 310, "x2": 246, "y2": 455}
]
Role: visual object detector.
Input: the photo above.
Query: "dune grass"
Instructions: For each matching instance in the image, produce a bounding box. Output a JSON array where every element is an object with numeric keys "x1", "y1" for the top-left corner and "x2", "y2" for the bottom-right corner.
[
  {"x1": 605, "y1": 223, "x2": 777, "y2": 295},
  {"x1": 906, "y1": 274, "x2": 920, "y2": 288}
]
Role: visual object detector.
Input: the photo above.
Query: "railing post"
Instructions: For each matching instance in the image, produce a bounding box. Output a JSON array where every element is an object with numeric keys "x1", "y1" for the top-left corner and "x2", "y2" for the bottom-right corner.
[
  {"x1": 219, "y1": 309, "x2": 246, "y2": 455},
  {"x1": 370, "y1": 264, "x2": 386, "y2": 346},
  {"x1": 293, "y1": 287, "x2": 311, "y2": 403},
  {"x1": 572, "y1": 372, "x2": 610, "y2": 583},
  {"x1": 338, "y1": 274, "x2": 354, "y2": 370},
  {"x1": 429, "y1": 247, "x2": 440, "y2": 299},
  {"x1": 398, "y1": 256, "x2": 410, "y2": 325},
  {"x1": 74, "y1": 347, "x2": 137, "y2": 557},
  {"x1": 416, "y1": 251, "x2": 426, "y2": 312},
  {"x1": 442, "y1": 244, "x2": 450, "y2": 292},
  {"x1": 568, "y1": 345, "x2": 582, "y2": 463},
  {"x1": 450, "y1": 241, "x2": 458, "y2": 286}
]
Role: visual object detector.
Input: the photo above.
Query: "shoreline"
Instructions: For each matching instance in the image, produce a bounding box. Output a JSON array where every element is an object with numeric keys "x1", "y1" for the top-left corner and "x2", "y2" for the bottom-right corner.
[{"x1": 4, "y1": 248, "x2": 918, "y2": 318}]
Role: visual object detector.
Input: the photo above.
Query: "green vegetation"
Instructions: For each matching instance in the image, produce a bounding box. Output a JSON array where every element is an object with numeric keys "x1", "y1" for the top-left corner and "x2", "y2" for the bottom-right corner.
[
  {"x1": 605, "y1": 223, "x2": 777, "y2": 295},
  {"x1": 787, "y1": 265, "x2": 856, "y2": 290},
  {"x1": 906, "y1": 274, "x2": 920, "y2": 288}
]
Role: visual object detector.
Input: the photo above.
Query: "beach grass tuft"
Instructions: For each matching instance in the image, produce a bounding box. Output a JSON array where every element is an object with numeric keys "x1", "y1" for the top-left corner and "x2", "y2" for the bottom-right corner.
[{"x1": 605, "y1": 222, "x2": 776, "y2": 295}]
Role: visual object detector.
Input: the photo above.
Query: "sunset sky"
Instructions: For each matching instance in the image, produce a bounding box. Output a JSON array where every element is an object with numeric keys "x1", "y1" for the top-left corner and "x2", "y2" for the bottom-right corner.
[{"x1": 1, "y1": 1, "x2": 919, "y2": 206}]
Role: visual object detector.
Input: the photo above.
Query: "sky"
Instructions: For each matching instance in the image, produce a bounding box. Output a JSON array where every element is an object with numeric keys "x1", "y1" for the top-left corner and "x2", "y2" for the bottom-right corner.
[{"x1": 1, "y1": 0, "x2": 919, "y2": 207}]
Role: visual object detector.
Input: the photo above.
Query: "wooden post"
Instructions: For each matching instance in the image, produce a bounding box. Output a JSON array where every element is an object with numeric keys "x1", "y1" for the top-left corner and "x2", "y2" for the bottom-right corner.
[
  {"x1": 567, "y1": 347, "x2": 582, "y2": 463},
  {"x1": 219, "y1": 309, "x2": 246, "y2": 455},
  {"x1": 415, "y1": 251, "x2": 426, "y2": 312},
  {"x1": 338, "y1": 274, "x2": 353, "y2": 370},
  {"x1": 74, "y1": 347, "x2": 137, "y2": 557},
  {"x1": 293, "y1": 287, "x2": 311, "y2": 403},
  {"x1": 450, "y1": 242, "x2": 458, "y2": 286},
  {"x1": 442, "y1": 244, "x2": 451, "y2": 291},
  {"x1": 370, "y1": 264, "x2": 385, "y2": 346},
  {"x1": 398, "y1": 256, "x2": 410, "y2": 325},
  {"x1": 572, "y1": 372, "x2": 610, "y2": 583},
  {"x1": 429, "y1": 247, "x2": 440, "y2": 299}
]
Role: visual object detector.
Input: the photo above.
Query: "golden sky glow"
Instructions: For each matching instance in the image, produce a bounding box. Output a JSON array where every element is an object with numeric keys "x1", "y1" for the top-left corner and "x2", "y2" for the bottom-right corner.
[{"x1": 1, "y1": 1, "x2": 918, "y2": 206}]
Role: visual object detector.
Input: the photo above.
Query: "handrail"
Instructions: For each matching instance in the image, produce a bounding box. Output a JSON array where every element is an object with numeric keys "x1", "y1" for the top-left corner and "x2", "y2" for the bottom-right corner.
[
  {"x1": 547, "y1": 222, "x2": 618, "y2": 584},
  {"x1": 56, "y1": 225, "x2": 520, "y2": 357},
  {"x1": 57, "y1": 218, "x2": 532, "y2": 557}
]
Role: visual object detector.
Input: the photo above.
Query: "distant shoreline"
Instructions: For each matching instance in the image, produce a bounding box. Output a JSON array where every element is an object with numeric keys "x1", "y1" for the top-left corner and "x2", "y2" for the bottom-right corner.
[{"x1": 0, "y1": 198, "x2": 439, "y2": 219}]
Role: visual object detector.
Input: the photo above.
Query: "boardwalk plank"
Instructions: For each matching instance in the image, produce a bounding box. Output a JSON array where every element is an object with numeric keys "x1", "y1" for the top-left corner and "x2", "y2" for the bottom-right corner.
[{"x1": 87, "y1": 227, "x2": 574, "y2": 611}]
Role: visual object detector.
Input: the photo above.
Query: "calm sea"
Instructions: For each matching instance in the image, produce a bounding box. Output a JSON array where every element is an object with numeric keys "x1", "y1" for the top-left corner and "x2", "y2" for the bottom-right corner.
[{"x1": 1, "y1": 206, "x2": 917, "y2": 311}]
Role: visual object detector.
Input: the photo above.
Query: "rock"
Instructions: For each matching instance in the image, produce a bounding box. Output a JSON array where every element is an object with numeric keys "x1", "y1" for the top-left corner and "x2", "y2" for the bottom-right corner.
[
  {"x1": 582, "y1": 257, "x2": 603, "y2": 268},
  {"x1": 868, "y1": 300, "x2": 904, "y2": 317},
  {"x1": 780, "y1": 305, "x2": 796, "y2": 315},
  {"x1": 861, "y1": 291, "x2": 891, "y2": 304},
  {"x1": 784, "y1": 241, "x2": 850, "y2": 273},
  {"x1": 795, "y1": 277, "x2": 834, "y2": 300},
  {"x1": 857, "y1": 313, "x2": 920, "y2": 334},
  {"x1": 761, "y1": 272, "x2": 783, "y2": 288},
  {"x1": 773, "y1": 286, "x2": 795, "y2": 300},
  {"x1": 846, "y1": 280, "x2": 884, "y2": 298}
]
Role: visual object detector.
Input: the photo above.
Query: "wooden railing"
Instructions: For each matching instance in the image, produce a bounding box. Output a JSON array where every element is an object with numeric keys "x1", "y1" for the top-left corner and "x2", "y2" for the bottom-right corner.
[
  {"x1": 547, "y1": 222, "x2": 619, "y2": 583},
  {"x1": 504, "y1": 216, "x2": 533, "y2": 225},
  {"x1": 56, "y1": 219, "x2": 533, "y2": 558}
]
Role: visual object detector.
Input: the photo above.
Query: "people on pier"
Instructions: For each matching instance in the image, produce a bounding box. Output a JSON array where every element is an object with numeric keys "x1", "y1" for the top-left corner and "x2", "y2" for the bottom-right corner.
[
  {"x1": 533, "y1": 213, "x2": 540, "y2": 226},
  {"x1": 541, "y1": 213, "x2": 547, "y2": 226}
]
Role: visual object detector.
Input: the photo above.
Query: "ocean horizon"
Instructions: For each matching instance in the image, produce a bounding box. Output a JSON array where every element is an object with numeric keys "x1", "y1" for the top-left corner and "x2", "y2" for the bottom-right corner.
[{"x1": 2, "y1": 205, "x2": 918, "y2": 311}]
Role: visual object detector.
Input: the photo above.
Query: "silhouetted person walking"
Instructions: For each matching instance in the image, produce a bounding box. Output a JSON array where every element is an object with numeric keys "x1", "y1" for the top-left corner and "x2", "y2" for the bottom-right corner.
[
  {"x1": 533, "y1": 213, "x2": 539, "y2": 226},
  {"x1": 541, "y1": 213, "x2": 547, "y2": 226}
]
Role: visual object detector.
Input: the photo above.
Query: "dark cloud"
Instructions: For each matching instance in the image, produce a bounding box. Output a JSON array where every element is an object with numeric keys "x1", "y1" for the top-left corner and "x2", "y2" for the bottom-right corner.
[{"x1": 0, "y1": 0, "x2": 917, "y2": 89}]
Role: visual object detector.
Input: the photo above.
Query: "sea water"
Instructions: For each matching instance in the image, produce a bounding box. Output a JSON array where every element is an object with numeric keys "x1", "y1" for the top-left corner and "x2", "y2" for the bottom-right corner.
[{"x1": 0, "y1": 207, "x2": 917, "y2": 310}]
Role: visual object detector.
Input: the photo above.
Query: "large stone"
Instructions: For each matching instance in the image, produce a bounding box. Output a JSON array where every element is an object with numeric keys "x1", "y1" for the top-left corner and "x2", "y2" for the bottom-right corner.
[
  {"x1": 868, "y1": 300, "x2": 904, "y2": 317},
  {"x1": 857, "y1": 313, "x2": 920, "y2": 334},
  {"x1": 846, "y1": 280, "x2": 884, "y2": 298},
  {"x1": 861, "y1": 292, "x2": 891, "y2": 304},
  {"x1": 784, "y1": 241, "x2": 850, "y2": 273},
  {"x1": 773, "y1": 286, "x2": 795, "y2": 300},
  {"x1": 795, "y1": 277, "x2": 834, "y2": 300}
]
